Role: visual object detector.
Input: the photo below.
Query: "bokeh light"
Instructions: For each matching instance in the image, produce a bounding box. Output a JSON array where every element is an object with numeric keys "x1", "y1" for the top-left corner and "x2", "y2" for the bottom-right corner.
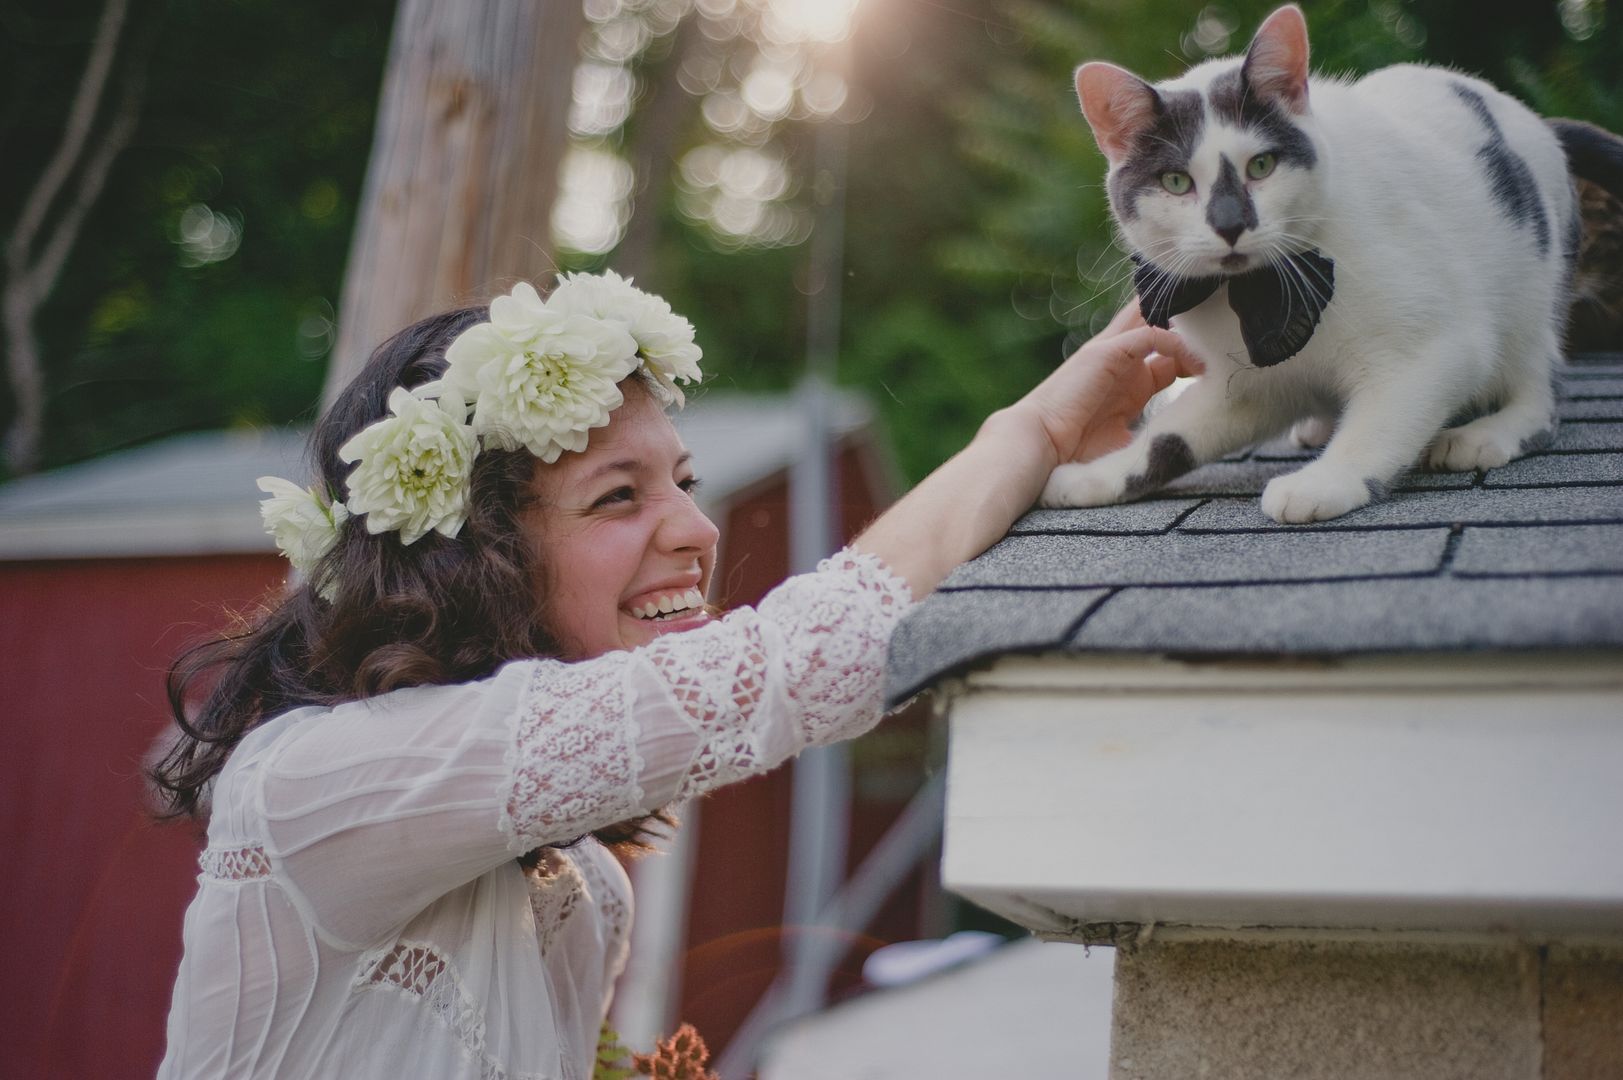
[
  {"x1": 556, "y1": 0, "x2": 863, "y2": 254},
  {"x1": 552, "y1": 147, "x2": 636, "y2": 254},
  {"x1": 761, "y1": 0, "x2": 861, "y2": 44},
  {"x1": 175, "y1": 203, "x2": 242, "y2": 266},
  {"x1": 676, "y1": 143, "x2": 809, "y2": 247},
  {"x1": 570, "y1": 61, "x2": 637, "y2": 137}
]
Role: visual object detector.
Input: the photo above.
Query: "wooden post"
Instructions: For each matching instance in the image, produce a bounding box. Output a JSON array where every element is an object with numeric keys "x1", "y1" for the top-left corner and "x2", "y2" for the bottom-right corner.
[{"x1": 323, "y1": 0, "x2": 586, "y2": 403}]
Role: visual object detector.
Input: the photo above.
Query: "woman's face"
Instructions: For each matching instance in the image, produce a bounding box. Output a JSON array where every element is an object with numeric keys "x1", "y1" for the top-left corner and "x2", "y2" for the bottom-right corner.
[{"x1": 527, "y1": 384, "x2": 720, "y2": 659}]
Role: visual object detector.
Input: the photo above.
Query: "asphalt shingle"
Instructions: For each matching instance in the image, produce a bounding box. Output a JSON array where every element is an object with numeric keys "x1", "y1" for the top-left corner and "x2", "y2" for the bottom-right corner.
[
  {"x1": 885, "y1": 362, "x2": 1623, "y2": 705},
  {"x1": 1559, "y1": 398, "x2": 1622, "y2": 420},
  {"x1": 1069, "y1": 577, "x2": 1623, "y2": 653},
  {"x1": 1180, "y1": 487, "x2": 1623, "y2": 531},
  {"x1": 1482, "y1": 453, "x2": 1623, "y2": 487},
  {"x1": 1452, "y1": 524, "x2": 1623, "y2": 576},
  {"x1": 1159, "y1": 459, "x2": 1474, "y2": 497},
  {"x1": 1554, "y1": 424, "x2": 1623, "y2": 452},
  {"x1": 886, "y1": 587, "x2": 1110, "y2": 704},
  {"x1": 943, "y1": 529, "x2": 1449, "y2": 589},
  {"x1": 1563, "y1": 377, "x2": 1623, "y2": 397},
  {"x1": 1006, "y1": 502, "x2": 1200, "y2": 535}
]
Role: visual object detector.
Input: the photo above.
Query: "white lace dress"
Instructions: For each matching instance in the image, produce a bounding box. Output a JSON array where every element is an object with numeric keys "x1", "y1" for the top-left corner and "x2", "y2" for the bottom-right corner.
[{"x1": 158, "y1": 551, "x2": 912, "y2": 1079}]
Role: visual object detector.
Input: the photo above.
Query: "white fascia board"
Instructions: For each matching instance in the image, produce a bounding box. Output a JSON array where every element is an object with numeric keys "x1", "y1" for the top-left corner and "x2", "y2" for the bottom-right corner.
[
  {"x1": 941, "y1": 651, "x2": 1623, "y2": 940},
  {"x1": 0, "y1": 507, "x2": 275, "y2": 560}
]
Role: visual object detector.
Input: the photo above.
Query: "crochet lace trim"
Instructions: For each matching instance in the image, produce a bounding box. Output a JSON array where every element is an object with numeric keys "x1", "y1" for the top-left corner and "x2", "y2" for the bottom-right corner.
[
  {"x1": 199, "y1": 844, "x2": 271, "y2": 881},
  {"x1": 500, "y1": 657, "x2": 642, "y2": 854},
  {"x1": 525, "y1": 849, "x2": 585, "y2": 956},
  {"x1": 573, "y1": 849, "x2": 630, "y2": 976},
  {"x1": 499, "y1": 548, "x2": 913, "y2": 851},
  {"x1": 355, "y1": 941, "x2": 553, "y2": 1080}
]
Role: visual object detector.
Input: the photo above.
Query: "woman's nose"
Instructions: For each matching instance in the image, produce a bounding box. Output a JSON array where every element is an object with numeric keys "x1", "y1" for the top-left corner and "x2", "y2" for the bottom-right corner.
[{"x1": 660, "y1": 489, "x2": 720, "y2": 554}]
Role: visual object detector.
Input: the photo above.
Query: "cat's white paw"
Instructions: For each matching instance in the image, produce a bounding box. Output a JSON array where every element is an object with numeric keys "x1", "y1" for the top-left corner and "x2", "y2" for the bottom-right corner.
[
  {"x1": 1290, "y1": 415, "x2": 1335, "y2": 449},
  {"x1": 1260, "y1": 464, "x2": 1373, "y2": 523},
  {"x1": 1427, "y1": 424, "x2": 1520, "y2": 472},
  {"x1": 1040, "y1": 463, "x2": 1127, "y2": 508}
]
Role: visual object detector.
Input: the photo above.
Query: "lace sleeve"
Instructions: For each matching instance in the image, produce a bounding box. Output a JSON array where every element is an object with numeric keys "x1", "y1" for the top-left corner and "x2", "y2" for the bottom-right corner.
[
  {"x1": 500, "y1": 548, "x2": 913, "y2": 853},
  {"x1": 250, "y1": 550, "x2": 910, "y2": 948}
]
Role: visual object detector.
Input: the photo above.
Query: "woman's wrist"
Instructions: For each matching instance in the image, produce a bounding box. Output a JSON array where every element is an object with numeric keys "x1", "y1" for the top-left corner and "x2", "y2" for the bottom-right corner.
[{"x1": 973, "y1": 403, "x2": 1063, "y2": 494}]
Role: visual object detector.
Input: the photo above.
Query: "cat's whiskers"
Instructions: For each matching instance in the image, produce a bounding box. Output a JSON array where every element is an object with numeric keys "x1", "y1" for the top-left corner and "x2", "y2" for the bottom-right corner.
[
  {"x1": 1270, "y1": 228, "x2": 1358, "y2": 288},
  {"x1": 1082, "y1": 238, "x2": 1186, "y2": 312},
  {"x1": 1272, "y1": 234, "x2": 1341, "y2": 295},
  {"x1": 1272, "y1": 245, "x2": 1330, "y2": 318}
]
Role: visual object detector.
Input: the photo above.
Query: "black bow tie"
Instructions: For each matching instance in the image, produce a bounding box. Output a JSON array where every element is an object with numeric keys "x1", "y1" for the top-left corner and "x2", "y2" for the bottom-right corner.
[{"x1": 1131, "y1": 249, "x2": 1336, "y2": 368}]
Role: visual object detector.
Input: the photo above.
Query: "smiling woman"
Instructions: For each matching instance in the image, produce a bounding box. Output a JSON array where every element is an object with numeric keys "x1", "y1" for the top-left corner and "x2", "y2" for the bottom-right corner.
[
  {"x1": 528, "y1": 380, "x2": 721, "y2": 658},
  {"x1": 148, "y1": 274, "x2": 1200, "y2": 1079}
]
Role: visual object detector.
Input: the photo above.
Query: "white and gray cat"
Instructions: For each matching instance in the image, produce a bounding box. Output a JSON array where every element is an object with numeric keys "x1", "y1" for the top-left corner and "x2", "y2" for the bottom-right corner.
[{"x1": 1042, "y1": 3, "x2": 1623, "y2": 523}]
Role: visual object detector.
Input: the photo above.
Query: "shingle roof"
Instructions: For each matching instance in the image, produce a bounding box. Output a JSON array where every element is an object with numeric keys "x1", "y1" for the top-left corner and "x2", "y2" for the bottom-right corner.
[{"x1": 886, "y1": 357, "x2": 1623, "y2": 705}]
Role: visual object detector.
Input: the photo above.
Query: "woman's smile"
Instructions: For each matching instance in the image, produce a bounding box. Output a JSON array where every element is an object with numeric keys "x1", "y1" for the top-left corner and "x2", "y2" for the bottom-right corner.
[{"x1": 528, "y1": 382, "x2": 721, "y2": 659}]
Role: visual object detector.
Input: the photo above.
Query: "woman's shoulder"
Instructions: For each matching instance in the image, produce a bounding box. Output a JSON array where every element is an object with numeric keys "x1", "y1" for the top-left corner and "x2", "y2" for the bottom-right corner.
[{"x1": 230, "y1": 661, "x2": 556, "y2": 775}]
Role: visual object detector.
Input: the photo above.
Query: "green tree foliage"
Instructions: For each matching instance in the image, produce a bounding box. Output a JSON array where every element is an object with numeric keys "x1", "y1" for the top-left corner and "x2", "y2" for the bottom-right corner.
[
  {"x1": 5, "y1": 0, "x2": 1619, "y2": 482},
  {"x1": 2, "y1": 0, "x2": 393, "y2": 478}
]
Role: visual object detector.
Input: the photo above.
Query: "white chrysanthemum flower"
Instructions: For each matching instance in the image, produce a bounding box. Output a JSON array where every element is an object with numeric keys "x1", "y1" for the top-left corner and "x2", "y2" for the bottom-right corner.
[
  {"x1": 545, "y1": 270, "x2": 703, "y2": 406},
  {"x1": 338, "y1": 385, "x2": 479, "y2": 544},
  {"x1": 443, "y1": 291, "x2": 639, "y2": 462},
  {"x1": 256, "y1": 476, "x2": 349, "y2": 582}
]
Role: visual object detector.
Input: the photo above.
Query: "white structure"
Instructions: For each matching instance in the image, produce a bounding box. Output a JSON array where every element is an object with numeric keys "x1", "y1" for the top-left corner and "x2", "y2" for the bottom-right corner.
[
  {"x1": 761, "y1": 938, "x2": 1116, "y2": 1080},
  {"x1": 887, "y1": 361, "x2": 1623, "y2": 1078}
]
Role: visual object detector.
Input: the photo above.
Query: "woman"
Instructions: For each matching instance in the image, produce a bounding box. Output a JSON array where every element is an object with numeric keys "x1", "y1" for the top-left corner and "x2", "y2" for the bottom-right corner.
[{"x1": 152, "y1": 272, "x2": 1198, "y2": 1078}]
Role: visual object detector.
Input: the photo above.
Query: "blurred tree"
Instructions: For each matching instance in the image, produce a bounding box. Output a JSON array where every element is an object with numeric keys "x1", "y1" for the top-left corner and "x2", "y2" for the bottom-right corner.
[
  {"x1": 0, "y1": 0, "x2": 397, "y2": 479},
  {"x1": 2, "y1": 0, "x2": 146, "y2": 474},
  {"x1": 550, "y1": 0, "x2": 1039, "y2": 480},
  {"x1": 322, "y1": 0, "x2": 586, "y2": 399},
  {"x1": 5, "y1": 0, "x2": 1620, "y2": 482}
]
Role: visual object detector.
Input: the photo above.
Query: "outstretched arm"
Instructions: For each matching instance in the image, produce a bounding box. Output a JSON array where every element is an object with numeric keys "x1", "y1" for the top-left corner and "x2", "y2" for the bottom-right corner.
[{"x1": 852, "y1": 304, "x2": 1202, "y2": 599}]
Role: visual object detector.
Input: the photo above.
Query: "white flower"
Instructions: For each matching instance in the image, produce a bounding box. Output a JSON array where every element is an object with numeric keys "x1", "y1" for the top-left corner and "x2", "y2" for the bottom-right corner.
[
  {"x1": 256, "y1": 476, "x2": 349, "y2": 582},
  {"x1": 443, "y1": 286, "x2": 640, "y2": 462},
  {"x1": 338, "y1": 385, "x2": 479, "y2": 544},
  {"x1": 546, "y1": 270, "x2": 703, "y2": 406}
]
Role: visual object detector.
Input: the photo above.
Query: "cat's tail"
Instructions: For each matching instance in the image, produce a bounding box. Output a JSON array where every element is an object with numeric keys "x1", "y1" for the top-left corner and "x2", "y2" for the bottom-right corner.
[{"x1": 1550, "y1": 118, "x2": 1623, "y2": 200}]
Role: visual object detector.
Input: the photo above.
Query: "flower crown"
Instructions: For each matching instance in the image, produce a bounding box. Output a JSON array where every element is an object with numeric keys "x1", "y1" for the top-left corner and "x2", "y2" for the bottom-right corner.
[{"x1": 257, "y1": 271, "x2": 703, "y2": 593}]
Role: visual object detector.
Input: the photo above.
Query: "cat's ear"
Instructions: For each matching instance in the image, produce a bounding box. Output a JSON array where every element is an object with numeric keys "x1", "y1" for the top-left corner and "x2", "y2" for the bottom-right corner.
[
  {"x1": 1075, "y1": 62, "x2": 1161, "y2": 163},
  {"x1": 1242, "y1": 5, "x2": 1311, "y2": 114}
]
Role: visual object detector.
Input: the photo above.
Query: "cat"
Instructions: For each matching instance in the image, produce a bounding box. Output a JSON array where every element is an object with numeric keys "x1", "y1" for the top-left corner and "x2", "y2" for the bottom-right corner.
[
  {"x1": 1040, "y1": 3, "x2": 1623, "y2": 523},
  {"x1": 1569, "y1": 177, "x2": 1623, "y2": 352}
]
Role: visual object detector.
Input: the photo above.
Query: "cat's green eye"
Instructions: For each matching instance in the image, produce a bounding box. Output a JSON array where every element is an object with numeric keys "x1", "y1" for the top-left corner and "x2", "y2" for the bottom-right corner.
[
  {"x1": 1161, "y1": 171, "x2": 1193, "y2": 195},
  {"x1": 1246, "y1": 153, "x2": 1277, "y2": 180}
]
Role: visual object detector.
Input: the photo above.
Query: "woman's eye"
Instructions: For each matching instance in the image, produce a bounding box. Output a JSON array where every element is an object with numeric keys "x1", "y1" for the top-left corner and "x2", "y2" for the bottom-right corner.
[
  {"x1": 680, "y1": 476, "x2": 703, "y2": 495},
  {"x1": 593, "y1": 486, "x2": 635, "y2": 508},
  {"x1": 1161, "y1": 171, "x2": 1193, "y2": 195},
  {"x1": 1246, "y1": 152, "x2": 1277, "y2": 180}
]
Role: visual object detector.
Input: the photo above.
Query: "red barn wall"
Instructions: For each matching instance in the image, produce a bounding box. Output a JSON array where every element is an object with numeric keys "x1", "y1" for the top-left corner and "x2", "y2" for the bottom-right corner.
[{"x1": 1, "y1": 555, "x2": 286, "y2": 1080}]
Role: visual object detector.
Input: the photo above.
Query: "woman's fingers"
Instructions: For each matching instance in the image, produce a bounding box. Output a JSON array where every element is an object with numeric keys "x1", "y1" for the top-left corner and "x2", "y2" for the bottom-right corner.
[{"x1": 1102, "y1": 300, "x2": 1146, "y2": 336}]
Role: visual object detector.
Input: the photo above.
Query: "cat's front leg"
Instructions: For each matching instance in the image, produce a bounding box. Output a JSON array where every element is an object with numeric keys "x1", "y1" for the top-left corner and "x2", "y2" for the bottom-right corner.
[
  {"x1": 1041, "y1": 378, "x2": 1278, "y2": 507},
  {"x1": 1426, "y1": 352, "x2": 1558, "y2": 471},
  {"x1": 1261, "y1": 369, "x2": 1457, "y2": 523}
]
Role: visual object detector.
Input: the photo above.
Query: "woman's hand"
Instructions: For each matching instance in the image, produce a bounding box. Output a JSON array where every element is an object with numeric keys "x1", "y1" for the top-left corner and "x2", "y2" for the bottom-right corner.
[
  {"x1": 999, "y1": 302, "x2": 1205, "y2": 471},
  {"x1": 854, "y1": 302, "x2": 1203, "y2": 601}
]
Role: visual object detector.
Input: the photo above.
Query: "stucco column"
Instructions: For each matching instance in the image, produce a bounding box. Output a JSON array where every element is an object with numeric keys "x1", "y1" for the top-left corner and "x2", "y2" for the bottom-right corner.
[{"x1": 1108, "y1": 936, "x2": 1623, "y2": 1080}]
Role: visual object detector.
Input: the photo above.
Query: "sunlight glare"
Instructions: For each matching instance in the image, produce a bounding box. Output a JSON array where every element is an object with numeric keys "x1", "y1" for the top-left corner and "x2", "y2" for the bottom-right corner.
[{"x1": 763, "y1": 0, "x2": 860, "y2": 44}]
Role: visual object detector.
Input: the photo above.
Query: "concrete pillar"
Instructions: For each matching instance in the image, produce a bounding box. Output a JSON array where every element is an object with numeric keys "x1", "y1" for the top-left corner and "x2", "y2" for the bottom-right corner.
[{"x1": 1110, "y1": 937, "x2": 1623, "y2": 1080}]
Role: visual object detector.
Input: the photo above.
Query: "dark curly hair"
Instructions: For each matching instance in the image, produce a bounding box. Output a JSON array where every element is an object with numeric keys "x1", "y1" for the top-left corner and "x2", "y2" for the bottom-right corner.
[{"x1": 150, "y1": 305, "x2": 671, "y2": 854}]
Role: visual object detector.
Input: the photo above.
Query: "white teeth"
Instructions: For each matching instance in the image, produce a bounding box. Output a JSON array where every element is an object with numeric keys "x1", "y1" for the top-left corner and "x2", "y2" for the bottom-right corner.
[{"x1": 632, "y1": 589, "x2": 706, "y2": 621}]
